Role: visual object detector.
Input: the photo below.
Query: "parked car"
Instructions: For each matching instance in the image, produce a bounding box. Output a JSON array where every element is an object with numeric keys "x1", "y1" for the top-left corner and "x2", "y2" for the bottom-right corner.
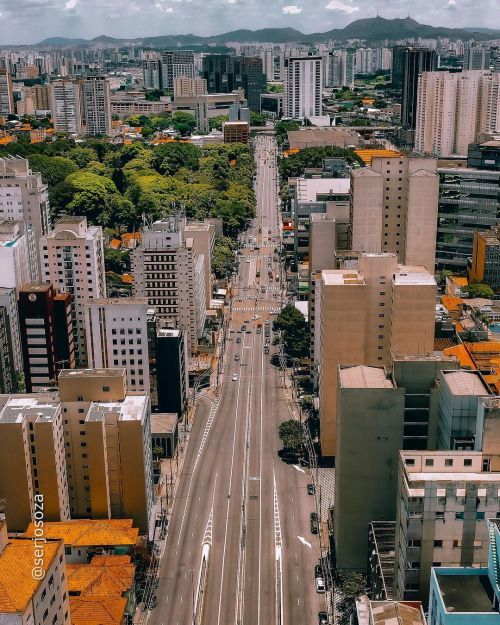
[
  {"x1": 315, "y1": 577, "x2": 325, "y2": 593},
  {"x1": 318, "y1": 612, "x2": 328, "y2": 624},
  {"x1": 315, "y1": 564, "x2": 322, "y2": 578},
  {"x1": 235, "y1": 354, "x2": 240, "y2": 361},
  {"x1": 307, "y1": 483, "x2": 315, "y2": 495},
  {"x1": 232, "y1": 374, "x2": 238, "y2": 381},
  {"x1": 310, "y1": 512, "x2": 319, "y2": 534}
]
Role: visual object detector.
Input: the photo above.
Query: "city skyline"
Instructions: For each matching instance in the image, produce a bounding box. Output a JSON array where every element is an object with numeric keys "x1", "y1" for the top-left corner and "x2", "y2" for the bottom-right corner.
[{"x1": 1, "y1": 1, "x2": 500, "y2": 46}]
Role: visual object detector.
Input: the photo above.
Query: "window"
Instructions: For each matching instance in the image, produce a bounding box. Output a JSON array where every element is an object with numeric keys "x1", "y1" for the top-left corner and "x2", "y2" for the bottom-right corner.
[
  {"x1": 464, "y1": 458, "x2": 472, "y2": 467},
  {"x1": 425, "y1": 459, "x2": 434, "y2": 467},
  {"x1": 434, "y1": 540, "x2": 443, "y2": 548},
  {"x1": 445, "y1": 459, "x2": 453, "y2": 467},
  {"x1": 435, "y1": 512, "x2": 444, "y2": 520},
  {"x1": 102, "y1": 386, "x2": 110, "y2": 392},
  {"x1": 405, "y1": 458, "x2": 415, "y2": 466},
  {"x1": 453, "y1": 539, "x2": 462, "y2": 548}
]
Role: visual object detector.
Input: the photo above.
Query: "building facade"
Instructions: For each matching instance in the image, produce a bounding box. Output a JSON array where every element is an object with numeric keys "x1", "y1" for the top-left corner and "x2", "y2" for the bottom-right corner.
[
  {"x1": 50, "y1": 79, "x2": 83, "y2": 134},
  {"x1": 82, "y1": 75, "x2": 112, "y2": 136},
  {"x1": 283, "y1": 55, "x2": 323, "y2": 119}
]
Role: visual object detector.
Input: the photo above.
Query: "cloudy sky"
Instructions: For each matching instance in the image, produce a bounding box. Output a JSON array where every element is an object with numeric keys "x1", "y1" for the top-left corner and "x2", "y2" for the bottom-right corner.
[{"x1": 0, "y1": 0, "x2": 498, "y2": 44}]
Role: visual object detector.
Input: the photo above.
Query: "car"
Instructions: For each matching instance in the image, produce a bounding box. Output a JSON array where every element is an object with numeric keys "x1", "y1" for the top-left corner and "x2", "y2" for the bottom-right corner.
[
  {"x1": 315, "y1": 577, "x2": 326, "y2": 593},
  {"x1": 236, "y1": 337, "x2": 241, "y2": 344},
  {"x1": 315, "y1": 564, "x2": 322, "y2": 578},
  {"x1": 310, "y1": 512, "x2": 319, "y2": 534},
  {"x1": 256, "y1": 327, "x2": 261, "y2": 334},
  {"x1": 261, "y1": 287, "x2": 266, "y2": 293},
  {"x1": 264, "y1": 348, "x2": 269, "y2": 354},
  {"x1": 241, "y1": 325, "x2": 246, "y2": 331},
  {"x1": 265, "y1": 320, "x2": 271, "y2": 326},
  {"x1": 307, "y1": 483, "x2": 315, "y2": 495},
  {"x1": 270, "y1": 310, "x2": 278, "y2": 315},
  {"x1": 318, "y1": 612, "x2": 328, "y2": 624},
  {"x1": 232, "y1": 374, "x2": 238, "y2": 381},
  {"x1": 235, "y1": 354, "x2": 240, "y2": 361},
  {"x1": 246, "y1": 259, "x2": 250, "y2": 263},
  {"x1": 252, "y1": 314, "x2": 261, "y2": 320},
  {"x1": 244, "y1": 319, "x2": 250, "y2": 324}
]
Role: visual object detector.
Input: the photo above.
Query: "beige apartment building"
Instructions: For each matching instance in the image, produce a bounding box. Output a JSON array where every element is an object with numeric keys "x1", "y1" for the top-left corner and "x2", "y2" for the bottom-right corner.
[
  {"x1": 173, "y1": 76, "x2": 207, "y2": 97},
  {"x1": 0, "y1": 395, "x2": 70, "y2": 531},
  {"x1": 0, "y1": 515, "x2": 71, "y2": 625},
  {"x1": 318, "y1": 253, "x2": 436, "y2": 456},
  {"x1": 350, "y1": 155, "x2": 438, "y2": 272},
  {"x1": 183, "y1": 220, "x2": 215, "y2": 308},
  {"x1": 394, "y1": 450, "x2": 500, "y2": 605}
]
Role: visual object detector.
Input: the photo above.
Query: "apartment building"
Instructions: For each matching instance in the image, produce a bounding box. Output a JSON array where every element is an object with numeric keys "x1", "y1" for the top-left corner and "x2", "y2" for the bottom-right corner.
[
  {"x1": 161, "y1": 50, "x2": 197, "y2": 90},
  {"x1": 327, "y1": 49, "x2": 355, "y2": 89},
  {"x1": 81, "y1": 75, "x2": 112, "y2": 136},
  {"x1": 0, "y1": 156, "x2": 51, "y2": 278},
  {"x1": 415, "y1": 71, "x2": 500, "y2": 156},
  {"x1": 174, "y1": 76, "x2": 207, "y2": 98},
  {"x1": 40, "y1": 217, "x2": 106, "y2": 365},
  {"x1": 284, "y1": 56, "x2": 322, "y2": 119},
  {"x1": 50, "y1": 79, "x2": 83, "y2": 134},
  {"x1": 0, "y1": 68, "x2": 14, "y2": 115},
  {"x1": 0, "y1": 220, "x2": 32, "y2": 289},
  {"x1": 318, "y1": 253, "x2": 436, "y2": 456},
  {"x1": 143, "y1": 58, "x2": 162, "y2": 90},
  {"x1": 0, "y1": 305, "x2": 16, "y2": 394},
  {"x1": 464, "y1": 46, "x2": 490, "y2": 70},
  {"x1": 132, "y1": 220, "x2": 206, "y2": 355},
  {"x1": 350, "y1": 155, "x2": 439, "y2": 272},
  {"x1": 0, "y1": 287, "x2": 22, "y2": 383},
  {"x1": 57, "y1": 369, "x2": 153, "y2": 534},
  {"x1": 0, "y1": 395, "x2": 70, "y2": 531},
  {"x1": 18, "y1": 284, "x2": 75, "y2": 393},
  {"x1": 394, "y1": 450, "x2": 500, "y2": 604},
  {"x1": 470, "y1": 230, "x2": 500, "y2": 291},
  {"x1": 0, "y1": 518, "x2": 70, "y2": 625},
  {"x1": 436, "y1": 167, "x2": 500, "y2": 269},
  {"x1": 85, "y1": 298, "x2": 150, "y2": 393},
  {"x1": 183, "y1": 221, "x2": 215, "y2": 308}
]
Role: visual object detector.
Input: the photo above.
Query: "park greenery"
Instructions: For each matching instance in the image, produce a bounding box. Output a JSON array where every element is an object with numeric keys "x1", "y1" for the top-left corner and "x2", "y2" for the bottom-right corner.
[
  {"x1": 278, "y1": 419, "x2": 304, "y2": 453},
  {"x1": 465, "y1": 283, "x2": 495, "y2": 299},
  {"x1": 212, "y1": 235, "x2": 237, "y2": 279},
  {"x1": 273, "y1": 304, "x2": 310, "y2": 359}
]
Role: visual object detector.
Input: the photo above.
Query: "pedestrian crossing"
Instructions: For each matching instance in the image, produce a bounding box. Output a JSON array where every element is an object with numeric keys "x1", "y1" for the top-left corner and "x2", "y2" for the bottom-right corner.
[{"x1": 232, "y1": 306, "x2": 282, "y2": 313}]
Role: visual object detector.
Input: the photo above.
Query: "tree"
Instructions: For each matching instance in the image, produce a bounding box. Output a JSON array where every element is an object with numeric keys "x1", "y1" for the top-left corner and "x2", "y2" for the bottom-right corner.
[
  {"x1": 278, "y1": 419, "x2": 303, "y2": 452},
  {"x1": 104, "y1": 248, "x2": 131, "y2": 274},
  {"x1": 27, "y1": 154, "x2": 77, "y2": 187},
  {"x1": 212, "y1": 235, "x2": 236, "y2": 278},
  {"x1": 266, "y1": 83, "x2": 284, "y2": 93},
  {"x1": 152, "y1": 142, "x2": 199, "y2": 175},
  {"x1": 171, "y1": 112, "x2": 197, "y2": 137},
  {"x1": 465, "y1": 283, "x2": 495, "y2": 299},
  {"x1": 152, "y1": 445, "x2": 164, "y2": 461},
  {"x1": 335, "y1": 572, "x2": 366, "y2": 624},
  {"x1": 250, "y1": 112, "x2": 266, "y2": 126},
  {"x1": 209, "y1": 115, "x2": 229, "y2": 131},
  {"x1": 67, "y1": 147, "x2": 98, "y2": 168},
  {"x1": 112, "y1": 168, "x2": 128, "y2": 194},
  {"x1": 273, "y1": 304, "x2": 310, "y2": 359}
]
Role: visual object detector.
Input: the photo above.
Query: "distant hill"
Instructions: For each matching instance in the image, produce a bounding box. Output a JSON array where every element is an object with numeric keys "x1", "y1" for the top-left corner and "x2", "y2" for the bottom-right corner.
[{"x1": 35, "y1": 17, "x2": 500, "y2": 47}]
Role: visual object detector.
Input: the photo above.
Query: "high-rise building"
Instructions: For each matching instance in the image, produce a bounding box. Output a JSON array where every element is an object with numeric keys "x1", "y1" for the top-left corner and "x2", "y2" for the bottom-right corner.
[
  {"x1": 436, "y1": 167, "x2": 500, "y2": 269},
  {"x1": 161, "y1": 50, "x2": 196, "y2": 90},
  {"x1": 327, "y1": 50, "x2": 355, "y2": 88},
  {"x1": 0, "y1": 157, "x2": 51, "y2": 278},
  {"x1": 318, "y1": 254, "x2": 436, "y2": 456},
  {"x1": 401, "y1": 48, "x2": 437, "y2": 132},
  {"x1": 0, "y1": 220, "x2": 33, "y2": 289},
  {"x1": 0, "y1": 68, "x2": 14, "y2": 115},
  {"x1": 284, "y1": 55, "x2": 322, "y2": 119},
  {"x1": 18, "y1": 284, "x2": 75, "y2": 392},
  {"x1": 81, "y1": 75, "x2": 112, "y2": 136},
  {"x1": 57, "y1": 369, "x2": 153, "y2": 534},
  {"x1": 85, "y1": 298, "x2": 150, "y2": 393},
  {"x1": 415, "y1": 71, "x2": 500, "y2": 156},
  {"x1": 0, "y1": 287, "x2": 23, "y2": 388},
  {"x1": 394, "y1": 450, "x2": 500, "y2": 604},
  {"x1": 350, "y1": 155, "x2": 439, "y2": 272},
  {"x1": 155, "y1": 328, "x2": 189, "y2": 417},
  {"x1": 0, "y1": 305, "x2": 16, "y2": 394},
  {"x1": 391, "y1": 46, "x2": 407, "y2": 90},
  {"x1": 0, "y1": 394, "x2": 70, "y2": 531},
  {"x1": 183, "y1": 221, "x2": 215, "y2": 309},
  {"x1": 464, "y1": 46, "x2": 489, "y2": 70},
  {"x1": 132, "y1": 219, "x2": 206, "y2": 355},
  {"x1": 173, "y1": 76, "x2": 207, "y2": 97},
  {"x1": 40, "y1": 217, "x2": 106, "y2": 365},
  {"x1": 470, "y1": 229, "x2": 500, "y2": 291},
  {"x1": 143, "y1": 59, "x2": 162, "y2": 90},
  {"x1": 50, "y1": 79, "x2": 83, "y2": 134}
]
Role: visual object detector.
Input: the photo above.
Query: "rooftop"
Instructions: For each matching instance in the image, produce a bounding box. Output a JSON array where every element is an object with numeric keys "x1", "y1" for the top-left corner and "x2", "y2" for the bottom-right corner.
[
  {"x1": 435, "y1": 571, "x2": 495, "y2": 613},
  {"x1": 0, "y1": 538, "x2": 61, "y2": 613},
  {"x1": 66, "y1": 555, "x2": 134, "y2": 598},
  {"x1": 321, "y1": 269, "x2": 364, "y2": 286},
  {"x1": 393, "y1": 269, "x2": 436, "y2": 287},
  {"x1": 0, "y1": 397, "x2": 60, "y2": 424},
  {"x1": 59, "y1": 368, "x2": 126, "y2": 380},
  {"x1": 369, "y1": 601, "x2": 425, "y2": 625},
  {"x1": 23, "y1": 519, "x2": 139, "y2": 547},
  {"x1": 84, "y1": 297, "x2": 148, "y2": 307},
  {"x1": 442, "y1": 370, "x2": 490, "y2": 396},
  {"x1": 287, "y1": 127, "x2": 360, "y2": 150},
  {"x1": 296, "y1": 177, "x2": 350, "y2": 203},
  {"x1": 339, "y1": 365, "x2": 393, "y2": 389},
  {"x1": 69, "y1": 596, "x2": 127, "y2": 625},
  {"x1": 151, "y1": 413, "x2": 178, "y2": 434},
  {"x1": 87, "y1": 394, "x2": 148, "y2": 422}
]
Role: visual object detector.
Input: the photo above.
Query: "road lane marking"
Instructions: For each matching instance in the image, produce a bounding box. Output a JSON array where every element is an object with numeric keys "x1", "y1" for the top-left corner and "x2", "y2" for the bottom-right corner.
[
  {"x1": 293, "y1": 465, "x2": 305, "y2": 473},
  {"x1": 297, "y1": 536, "x2": 312, "y2": 549}
]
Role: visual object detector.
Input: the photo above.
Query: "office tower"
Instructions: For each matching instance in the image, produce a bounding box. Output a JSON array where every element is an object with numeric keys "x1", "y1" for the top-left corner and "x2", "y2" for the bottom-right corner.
[
  {"x1": 470, "y1": 230, "x2": 500, "y2": 291},
  {"x1": 0, "y1": 524, "x2": 70, "y2": 625},
  {"x1": 18, "y1": 284, "x2": 75, "y2": 392},
  {"x1": 132, "y1": 219, "x2": 206, "y2": 355},
  {"x1": 415, "y1": 71, "x2": 500, "y2": 156},
  {"x1": 82, "y1": 75, "x2": 112, "y2": 136},
  {"x1": 0, "y1": 68, "x2": 13, "y2": 114},
  {"x1": 284, "y1": 56, "x2": 322, "y2": 118},
  {"x1": 161, "y1": 50, "x2": 196, "y2": 90},
  {"x1": 237, "y1": 56, "x2": 267, "y2": 111},
  {"x1": 0, "y1": 394, "x2": 70, "y2": 531},
  {"x1": 350, "y1": 155, "x2": 439, "y2": 272},
  {"x1": 155, "y1": 328, "x2": 189, "y2": 416},
  {"x1": 464, "y1": 46, "x2": 489, "y2": 70},
  {"x1": 85, "y1": 298, "x2": 150, "y2": 393},
  {"x1": 391, "y1": 46, "x2": 407, "y2": 90},
  {"x1": 327, "y1": 49, "x2": 355, "y2": 88},
  {"x1": 394, "y1": 450, "x2": 500, "y2": 603},
  {"x1": 57, "y1": 369, "x2": 153, "y2": 534},
  {"x1": 0, "y1": 287, "x2": 22, "y2": 389},
  {"x1": 50, "y1": 79, "x2": 83, "y2": 134},
  {"x1": 401, "y1": 48, "x2": 437, "y2": 131},
  {"x1": 0, "y1": 220, "x2": 33, "y2": 289},
  {"x1": 0, "y1": 157, "x2": 51, "y2": 278},
  {"x1": 318, "y1": 254, "x2": 436, "y2": 457},
  {"x1": 436, "y1": 167, "x2": 500, "y2": 269},
  {"x1": 143, "y1": 58, "x2": 162, "y2": 90},
  {"x1": 173, "y1": 76, "x2": 207, "y2": 97},
  {"x1": 183, "y1": 221, "x2": 215, "y2": 308},
  {"x1": 0, "y1": 305, "x2": 16, "y2": 394},
  {"x1": 40, "y1": 217, "x2": 106, "y2": 366}
]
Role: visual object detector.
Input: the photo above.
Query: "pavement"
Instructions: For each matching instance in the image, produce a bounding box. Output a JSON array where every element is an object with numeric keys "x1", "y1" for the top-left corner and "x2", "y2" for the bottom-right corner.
[{"x1": 148, "y1": 133, "x2": 326, "y2": 625}]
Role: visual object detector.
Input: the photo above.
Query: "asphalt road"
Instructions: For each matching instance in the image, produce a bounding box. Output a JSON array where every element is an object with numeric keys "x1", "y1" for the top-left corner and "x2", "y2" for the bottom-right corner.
[{"x1": 151, "y1": 133, "x2": 326, "y2": 625}]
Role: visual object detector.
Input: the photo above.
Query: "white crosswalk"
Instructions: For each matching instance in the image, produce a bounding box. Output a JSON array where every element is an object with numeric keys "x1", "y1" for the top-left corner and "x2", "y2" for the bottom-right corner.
[{"x1": 233, "y1": 306, "x2": 281, "y2": 312}]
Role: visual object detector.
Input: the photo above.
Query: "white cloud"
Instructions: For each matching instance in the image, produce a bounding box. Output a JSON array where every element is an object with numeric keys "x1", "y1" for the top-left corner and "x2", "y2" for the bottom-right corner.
[
  {"x1": 448, "y1": 0, "x2": 456, "y2": 5},
  {"x1": 65, "y1": 0, "x2": 77, "y2": 8},
  {"x1": 324, "y1": 0, "x2": 359, "y2": 13},
  {"x1": 282, "y1": 4, "x2": 302, "y2": 14}
]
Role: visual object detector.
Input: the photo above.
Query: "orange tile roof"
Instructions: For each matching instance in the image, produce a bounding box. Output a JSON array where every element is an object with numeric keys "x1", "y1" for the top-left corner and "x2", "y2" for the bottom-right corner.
[
  {"x1": 354, "y1": 148, "x2": 402, "y2": 166},
  {"x1": 70, "y1": 596, "x2": 127, "y2": 625},
  {"x1": 441, "y1": 295, "x2": 463, "y2": 312},
  {"x1": 451, "y1": 276, "x2": 468, "y2": 287},
  {"x1": 121, "y1": 273, "x2": 133, "y2": 284},
  {"x1": 121, "y1": 232, "x2": 141, "y2": 241},
  {"x1": 443, "y1": 344, "x2": 476, "y2": 370},
  {"x1": 0, "y1": 539, "x2": 61, "y2": 613},
  {"x1": 109, "y1": 239, "x2": 121, "y2": 249},
  {"x1": 66, "y1": 555, "x2": 134, "y2": 598},
  {"x1": 23, "y1": 519, "x2": 139, "y2": 548},
  {"x1": 0, "y1": 136, "x2": 15, "y2": 144}
]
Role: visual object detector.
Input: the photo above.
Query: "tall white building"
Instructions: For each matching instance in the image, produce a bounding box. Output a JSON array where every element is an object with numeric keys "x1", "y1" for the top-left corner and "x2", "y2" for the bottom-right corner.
[
  {"x1": 132, "y1": 219, "x2": 206, "y2": 355},
  {"x1": 284, "y1": 55, "x2": 322, "y2": 119},
  {"x1": 327, "y1": 50, "x2": 355, "y2": 88},
  {"x1": 0, "y1": 69, "x2": 13, "y2": 115},
  {"x1": 0, "y1": 220, "x2": 33, "y2": 290},
  {"x1": 415, "y1": 70, "x2": 500, "y2": 156},
  {"x1": 82, "y1": 75, "x2": 112, "y2": 136},
  {"x1": 40, "y1": 217, "x2": 106, "y2": 365},
  {"x1": 50, "y1": 78, "x2": 83, "y2": 134},
  {"x1": 85, "y1": 298, "x2": 150, "y2": 393},
  {"x1": 0, "y1": 156, "x2": 51, "y2": 278}
]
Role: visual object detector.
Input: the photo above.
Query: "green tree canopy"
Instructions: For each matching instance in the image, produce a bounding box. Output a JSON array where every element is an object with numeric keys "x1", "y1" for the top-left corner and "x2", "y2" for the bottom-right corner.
[
  {"x1": 273, "y1": 304, "x2": 310, "y2": 359},
  {"x1": 465, "y1": 283, "x2": 495, "y2": 299},
  {"x1": 278, "y1": 419, "x2": 303, "y2": 452},
  {"x1": 28, "y1": 154, "x2": 78, "y2": 187},
  {"x1": 208, "y1": 115, "x2": 229, "y2": 131},
  {"x1": 67, "y1": 147, "x2": 98, "y2": 168},
  {"x1": 171, "y1": 112, "x2": 197, "y2": 137},
  {"x1": 212, "y1": 235, "x2": 236, "y2": 279},
  {"x1": 151, "y1": 142, "x2": 199, "y2": 175}
]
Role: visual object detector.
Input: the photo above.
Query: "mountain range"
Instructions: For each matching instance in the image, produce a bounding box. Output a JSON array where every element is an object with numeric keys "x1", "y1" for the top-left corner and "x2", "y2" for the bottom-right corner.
[{"x1": 36, "y1": 17, "x2": 500, "y2": 47}]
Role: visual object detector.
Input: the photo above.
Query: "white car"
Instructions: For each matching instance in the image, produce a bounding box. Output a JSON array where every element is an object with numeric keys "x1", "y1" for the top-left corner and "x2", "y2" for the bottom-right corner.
[
  {"x1": 246, "y1": 259, "x2": 250, "y2": 263},
  {"x1": 232, "y1": 374, "x2": 238, "y2": 381},
  {"x1": 315, "y1": 577, "x2": 326, "y2": 593},
  {"x1": 252, "y1": 314, "x2": 261, "y2": 320}
]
